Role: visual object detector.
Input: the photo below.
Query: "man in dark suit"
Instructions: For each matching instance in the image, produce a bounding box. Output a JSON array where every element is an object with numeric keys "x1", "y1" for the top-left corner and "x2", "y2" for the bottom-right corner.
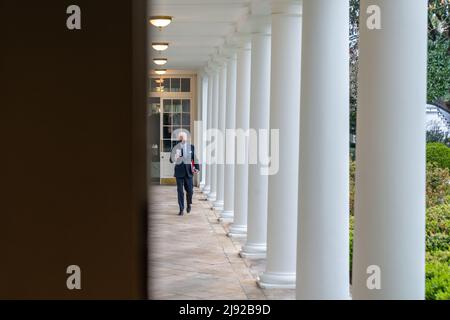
[{"x1": 170, "y1": 132, "x2": 200, "y2": 216}]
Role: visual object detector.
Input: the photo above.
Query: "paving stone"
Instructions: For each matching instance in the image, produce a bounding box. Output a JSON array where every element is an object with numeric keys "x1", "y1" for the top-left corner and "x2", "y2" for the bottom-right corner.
[{"x1": 149, "y1": 185, "x2": 293, "y2": 300}]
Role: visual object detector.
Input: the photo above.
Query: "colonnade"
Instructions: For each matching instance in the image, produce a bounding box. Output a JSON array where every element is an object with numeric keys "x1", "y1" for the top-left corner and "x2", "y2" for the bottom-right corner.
[{"x1": 198, "y1": 0, "x2": 427, "y2": 299}]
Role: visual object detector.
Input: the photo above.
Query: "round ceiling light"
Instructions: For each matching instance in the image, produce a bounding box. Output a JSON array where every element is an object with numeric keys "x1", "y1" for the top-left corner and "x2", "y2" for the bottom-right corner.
[
  {"x1": 155, "y1": 79, "x2": 164, "y2": 84},
  {"x1": 149, "y1": 16, "x2": 172, "y2": 28},
  {"x1": 153, "y1": 58, "x2": 168, "y2": 66},
  {"x1": 154, "y1": 69, "x2": 167, "y2": 75},
  {"x1": 152, "y1": 42, "x2": 169, "y2": 52}
]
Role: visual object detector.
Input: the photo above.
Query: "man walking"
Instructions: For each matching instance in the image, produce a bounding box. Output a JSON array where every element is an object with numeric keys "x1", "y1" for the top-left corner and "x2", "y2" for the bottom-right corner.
[{"x1": 170, "y1": 132, "x2": 200, "y2": 216}]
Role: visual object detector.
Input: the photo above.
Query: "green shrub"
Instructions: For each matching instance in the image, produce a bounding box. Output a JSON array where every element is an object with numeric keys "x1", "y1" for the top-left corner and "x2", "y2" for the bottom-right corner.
[
  {"x1": 350, "y1": 161, "x2": 356, "y2": 216},
  {"x1": 426, "y1": 252, "x2": 450, "y2": 300},
  {"x1": 425, "y1": 205, "x2": 450, "y2": 300},
  {"x1": 426, "y1": 162, "x2": 450, "y2": 207},
  {"x1": 427, "y1": 143, "x2": 450, "y2": 171},
  {"x1": 426, "y1": 204, "x2": 450, "y2": 251},
  {"x1": 349, "y1": 215, "x2": 354, "y2": 276}
]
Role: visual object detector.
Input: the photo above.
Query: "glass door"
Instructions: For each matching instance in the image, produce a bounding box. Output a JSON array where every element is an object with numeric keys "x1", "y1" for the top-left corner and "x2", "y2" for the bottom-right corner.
[
  {"x1": 148, "y1": 97, "x2": 161, "y2": 184},
  {"x1": 160, "y1": 98, "x2": 191, "y2": 180}
]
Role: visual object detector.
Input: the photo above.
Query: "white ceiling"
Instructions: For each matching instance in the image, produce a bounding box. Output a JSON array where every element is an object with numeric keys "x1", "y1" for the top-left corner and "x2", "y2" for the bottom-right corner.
[{"x1": 148, "y1": 0, "x2": 252, "y2": 71}]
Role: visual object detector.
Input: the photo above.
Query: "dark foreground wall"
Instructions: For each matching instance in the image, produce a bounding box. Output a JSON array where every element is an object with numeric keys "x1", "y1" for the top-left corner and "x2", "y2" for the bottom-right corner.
[{"x1": 0, "y1": 0, "x2": 148, "y2": 299}]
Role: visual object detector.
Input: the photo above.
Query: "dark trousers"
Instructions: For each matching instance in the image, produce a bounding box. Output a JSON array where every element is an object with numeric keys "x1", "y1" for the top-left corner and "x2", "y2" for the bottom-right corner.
[{"x1": 176, "y1": 175, "x2": 193, "y2": 211}]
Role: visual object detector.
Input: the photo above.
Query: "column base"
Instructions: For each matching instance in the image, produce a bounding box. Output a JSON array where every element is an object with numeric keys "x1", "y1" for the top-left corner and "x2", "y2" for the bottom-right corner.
[
  {"x1": 199, "y1": 182, "x2": 206, "y2": 191},
  {"x1": 219, "y1": 210, "x2": 234, "y2": 222},
  {"x1": 227, "y1": 224, "x2": 247, "y2": 238},
  {"x1": 240, "y1": 243, "x2": 267, "y2": 259},
  {"x1": 213, "y1": 200, "x2": 224, "y2": 211},
  {"x1": 207, "y1": 192, "x2": 216, "y2": 202},
  {"x1": 202, "y1": 188, "x2": 211, "y2": 196},
  {"x1": 257, "y1": 272, "x2": 296, "y2": 289}
]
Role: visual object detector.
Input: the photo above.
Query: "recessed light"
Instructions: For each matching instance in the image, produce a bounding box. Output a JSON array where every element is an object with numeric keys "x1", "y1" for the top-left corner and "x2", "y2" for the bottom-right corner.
[
  {"x1": 152, "y1": 42, "x2": 169, "y2": 52},
  {"x1": 153, "y1": 58, "x2": 168, "y2": 66},
  {"x1": 149, "y1": 16, "x2": 172, "y2": 28},
  {"x1": 154, "y1": 69, "x2": 167, "y2": 75}
]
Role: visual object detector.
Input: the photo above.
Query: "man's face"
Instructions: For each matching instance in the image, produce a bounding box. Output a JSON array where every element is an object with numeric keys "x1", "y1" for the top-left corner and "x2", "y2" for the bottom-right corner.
[{"x1": 179, "y1": 133, "x2": 186, "y2": 142}]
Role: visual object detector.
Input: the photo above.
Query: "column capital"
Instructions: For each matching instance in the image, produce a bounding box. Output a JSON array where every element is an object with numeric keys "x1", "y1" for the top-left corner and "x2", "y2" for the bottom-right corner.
[
  {"x1": 251, "y1": 0, "x2": 271, "y2": 16},
  {"x1": 207, "y1": 56, "x2": 223, "y2": 71},
  {"x1": 212, "y1": 55, "x2": 228, "y2": 68},
  {"x1": 204, "y1": 66, "x2": 214, "y2": 76},
  {"x1": 271, "y1": 0, "x2": 302, "y2": 16},
  {"x1": 219, "y1": 45, "x2": 239, "y2": 61},
  {"x1": 225, "y1": 33, "x2": 252, "y2": 51},
  {"x1": 245, "y1": 15, "x2": 272, "y2": 35}
]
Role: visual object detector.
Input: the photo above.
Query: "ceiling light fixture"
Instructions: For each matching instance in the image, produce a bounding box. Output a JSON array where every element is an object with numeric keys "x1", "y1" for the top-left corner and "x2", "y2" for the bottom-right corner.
[
  {"x1": 152, "y1": 42, "x2": 169, "y2": 52},
  {"x1": 153, "y1": 58, "x2": 168, "y2": 66},
  {"x1": 154, "y1": 69, "x2": 167, "y2": 75},
  {"x1": 149, "y1": 16, "x2": 172, "y2": 29}
]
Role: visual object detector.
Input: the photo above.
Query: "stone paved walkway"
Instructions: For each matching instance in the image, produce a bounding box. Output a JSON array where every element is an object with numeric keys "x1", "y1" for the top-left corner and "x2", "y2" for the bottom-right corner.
[{"x1": 148, "y1": 185, "x2": 295, "y2": 300}]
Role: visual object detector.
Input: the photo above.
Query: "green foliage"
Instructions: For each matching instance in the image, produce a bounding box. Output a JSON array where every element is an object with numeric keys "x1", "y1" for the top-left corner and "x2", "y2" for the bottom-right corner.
[
  {"x1": 426, "y1": 204, "x2": 450, "y2": 251},
  {"x1": 428, "y1": 0, "x2": 450, "y2": 103},
  {"x1": 349, "y1": 160, "x2": 356, "y2": 216},
  {"x1": 349, "y1": 0, "x2": 360, "y2": 136},
  {"x1": 427, "y1": 124, "x2": 450, "y2": 145},
  {"x1": 349, "y1": 215, "x2": 354, "y2": 276},
  {"x1": 426, "y1": 162, "x2": 450, "y2": 207},
  {"x1": 428, "y1": 37, "x2": 450, "y2": 103},
  {"x1": 349, "y1": 158, "x2": 450, "y2": 299},
  {"x1": 428, "y1": 0, "x2": 450, "y2": 40},
  {"x1": 426, "y1": 251, "x2": 450, "y2": 300},
  {"x1": 427, "y1": 143, "x2": 450, "y2": 170}
]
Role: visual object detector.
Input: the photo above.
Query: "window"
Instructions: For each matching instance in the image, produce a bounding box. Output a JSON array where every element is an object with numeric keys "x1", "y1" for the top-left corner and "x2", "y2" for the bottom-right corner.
[
  {"x1": 182, "y1": 100, "x2": 190, "y2": 113},
  {"x1": 170, "y1": 78, "x2": 180, "y2": 92},
  {"x1": 181, "y1": 78, "x2": 190, "y2": 92},
  {"x1": 162, "y1": 99, "x2": 192, "y2": 151},
  {"x1": 150, "y1": 77, "x2": 191, "y2": 93}
]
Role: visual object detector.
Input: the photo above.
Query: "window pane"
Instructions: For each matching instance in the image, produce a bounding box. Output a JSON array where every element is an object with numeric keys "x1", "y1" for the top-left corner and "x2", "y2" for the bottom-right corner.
[
  {"x1": 173, "y1": 114, "x2": 181, "y2": 126},
  {"x1": 182, "y1": 114, "x2": 190, "y2": 126},
  {"x1": 151, "y1": 78, "x2": 165, "y2": 93},
  {"x1": 163, "y1": 113, "x2": 171, "y2": 125},
  {"x1": 163, "y1": 126, "x2": 172, "y2": 139},
  {"x1": 171, "y1": 78, "x2": 180, "y2": 92},
  {"x1": 163, "y1": 100, "x2": 172, "y2": 113},
  {"x1": 163, "y1": 78, "x2": 170, "y2": 92},
  {"x1": 150, "y1": 78, "x2": 159, "y2": 92},
  {"x1": 163, "y1": 140, "x2": 172, "y2": 152},
  {"x1": 173, "y1": 99, "x2": 182, "y2": 113},
  {"x1": 182, "y1": 100, "x2": 190, "y2": 113},
  {"x1": 181, "y1": 78, "x2": 190, "y2": 92}
]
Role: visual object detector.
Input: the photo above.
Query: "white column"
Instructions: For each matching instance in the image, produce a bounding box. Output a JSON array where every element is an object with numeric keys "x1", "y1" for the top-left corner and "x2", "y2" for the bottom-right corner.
[
  {"x1": 203, "y1": 72, "x2": 214, "y2": 195},
  {"x1": 207, "y1": 69, "x2": 219, "y2": 202},
  {"x1": 228, "y1": 41, "x2": 251, "y2": 237},
  {"x1": 199, "y1": 74, "x2": 208, "y2": 189},
  {"x1": 221, "y1": 52, "x2": 237, "y2": 220},
  {"x1": 197, "y1": 72, "x2": 206, "y2": 190},
  {"x1": 352, "y1": 0, "x2": 427, "y2": 300},
  {"x1": 213, "y1": 62, "x2": 227, "y2": 210},
  {"x1": 257, "y1": 0, "x2": 301, "y2": 289},
  {"x1": 296, "y1": 0, "x2": 350, "y2": 300},
  {"x1": 240, "y1": 19, "x2": 271, "y2": 258}
]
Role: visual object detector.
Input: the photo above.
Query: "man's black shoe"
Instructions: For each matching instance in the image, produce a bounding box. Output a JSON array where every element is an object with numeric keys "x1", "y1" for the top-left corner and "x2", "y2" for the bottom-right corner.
[
  {"x1": 178, "y1": 211, "x2": 184, "y2": 216},
  {"x1": 187, "y1": 205, "x2": 191, "y2": 213}
]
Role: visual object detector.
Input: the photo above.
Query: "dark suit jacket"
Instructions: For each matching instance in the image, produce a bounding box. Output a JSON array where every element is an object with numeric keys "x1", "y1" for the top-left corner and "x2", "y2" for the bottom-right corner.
[{"x1": 169, "y1": 142, "x2": 200, "y2": 178}]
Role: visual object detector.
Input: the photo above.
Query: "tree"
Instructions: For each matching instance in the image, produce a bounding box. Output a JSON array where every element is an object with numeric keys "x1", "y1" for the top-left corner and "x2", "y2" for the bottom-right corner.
[
  {"x1": 349, "y1": 0, "x2": 360, "y2": 136},
  {"x1": 428, "y1": 0, "x2": 450, "y2": 104}
]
